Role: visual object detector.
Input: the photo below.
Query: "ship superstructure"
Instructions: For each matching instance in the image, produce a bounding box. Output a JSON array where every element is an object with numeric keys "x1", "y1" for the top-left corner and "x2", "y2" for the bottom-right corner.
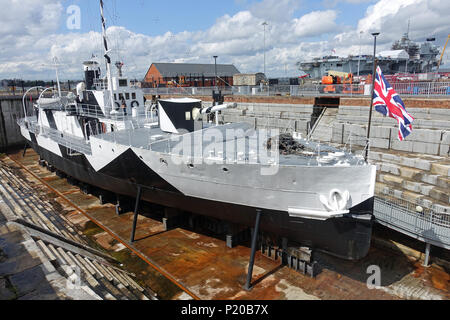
[
  {"x1": 298, "y1": 34, "x2": 441, "y2": 78},
  {"x1": 17, "y1": 1, "x2": 377, "y2": 261}
]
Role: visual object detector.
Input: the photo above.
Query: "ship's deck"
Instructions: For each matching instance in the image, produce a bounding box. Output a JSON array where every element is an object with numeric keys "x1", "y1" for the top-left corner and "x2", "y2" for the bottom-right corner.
[
  {"x1": 94, "y1": 122, "x2": 365, "y2": 167},
  {"x1": 20, "y1": 115, "x2": 365, "y2": 167}
]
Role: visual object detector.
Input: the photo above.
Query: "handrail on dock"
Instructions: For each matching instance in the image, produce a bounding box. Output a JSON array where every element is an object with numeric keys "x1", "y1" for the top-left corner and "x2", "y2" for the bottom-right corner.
[{"x1": 373, "y1": 185, "x2": 450, "y2": 251}]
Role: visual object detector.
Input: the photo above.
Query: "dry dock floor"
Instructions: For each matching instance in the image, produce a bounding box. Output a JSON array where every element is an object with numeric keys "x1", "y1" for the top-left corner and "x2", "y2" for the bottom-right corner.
[{"x1": 1, "y1": 149, "x2": 449, "y2": 300}]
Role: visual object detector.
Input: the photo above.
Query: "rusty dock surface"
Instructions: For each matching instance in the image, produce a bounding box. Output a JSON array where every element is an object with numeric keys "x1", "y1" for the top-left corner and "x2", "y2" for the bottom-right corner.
[{"x1": 1, "y1": 149, "x2": 449, "y2": 300}]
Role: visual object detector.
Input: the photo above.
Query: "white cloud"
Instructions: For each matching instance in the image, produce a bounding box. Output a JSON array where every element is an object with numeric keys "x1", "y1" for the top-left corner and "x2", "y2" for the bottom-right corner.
[
  {"x1": 1, "y1": 0, "x2": 449, "y2": 80},
  {"x1": 357, "y1": 0, "x2": 450, "y2": 42},
  {"x1": 293, "y1": 10, "x2": 338, "y2": 38},
  {"x1": 249, "y1": 0, "x2": 301, "y2": 22},
  {"x1": 325, "y1": 0, "x2": 374, "y2": 4},
  {"x1": 201, "y1": 11, "x2": 262, "y2": 42},
  {"x1": 0, "y1": 0, "x2": 63, "y2": 37}
]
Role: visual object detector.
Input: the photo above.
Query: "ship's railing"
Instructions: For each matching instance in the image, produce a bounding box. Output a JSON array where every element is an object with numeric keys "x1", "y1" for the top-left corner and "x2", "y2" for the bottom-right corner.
[
  {"x1": 143, "y1": 82, "x2": 450, "y2": 97},
  {"x1": 93, "y1": 80, "x2": 141, "y2": 91},
  {"x1": 143, "y1": 86, "x2": 290, "y2": 97},
  {"x1": 143, "y1": 86, "x2": 233, "y2": 96},
  {"x1": 388, "y1": 81, "x2": 450, "y2": 96},
  {"x1": 22, "y1": 118, "x2": 92, "y2": 155},
  {"x1": 59, "y1": 102, "x2": 158, "y2": 126},
  {"x1": 374, "y1": 185, "x2": 450, "y2": 250}
]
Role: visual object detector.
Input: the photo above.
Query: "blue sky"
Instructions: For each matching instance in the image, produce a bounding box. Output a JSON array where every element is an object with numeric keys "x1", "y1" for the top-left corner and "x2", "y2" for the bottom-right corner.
[
  {"x1": 1, "y1": 0, "x2": 449, "y2": 80},
  {"x1": 66, "y1": 0, "x2": 372, "y2": 39}
]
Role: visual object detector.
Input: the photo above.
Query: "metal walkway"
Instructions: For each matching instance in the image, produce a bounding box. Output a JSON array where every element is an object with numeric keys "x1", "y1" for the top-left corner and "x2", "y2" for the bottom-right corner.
[{"x1": 373, "y1": 195, "x2": 450, "y2": 251}]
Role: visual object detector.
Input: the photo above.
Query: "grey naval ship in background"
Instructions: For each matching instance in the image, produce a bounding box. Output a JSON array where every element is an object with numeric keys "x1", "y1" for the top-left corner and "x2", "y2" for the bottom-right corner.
[
  {"x1": 18, "y1": 0, "x2": 376, "y2": 261},
  {"x1": 299, "y1": 32, "x2": 441, "y2": 78}
]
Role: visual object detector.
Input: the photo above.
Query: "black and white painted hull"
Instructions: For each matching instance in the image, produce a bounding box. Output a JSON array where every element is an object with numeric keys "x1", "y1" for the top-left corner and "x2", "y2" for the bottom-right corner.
[
  {"x1": 17, "y1": 0, "x2": 378, "y2": 261},
  {"x1": 20, "y1": 124, "x2": 374, "y2": 261}
]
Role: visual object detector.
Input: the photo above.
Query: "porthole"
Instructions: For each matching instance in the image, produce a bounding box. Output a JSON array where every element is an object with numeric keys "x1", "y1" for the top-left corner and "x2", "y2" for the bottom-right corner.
[
  {"x1": 222, "y1": 167, "x2": 229, "y2": 173},
  {"x1": 188, "y1": 164, "x2": 194, "y2": 169}
]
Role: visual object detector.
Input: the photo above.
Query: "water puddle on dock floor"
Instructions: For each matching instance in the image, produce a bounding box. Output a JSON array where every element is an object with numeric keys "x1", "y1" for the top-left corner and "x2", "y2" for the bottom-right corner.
[{"x1": 2, "y1": 150, "x2": 449, "y2": 300}]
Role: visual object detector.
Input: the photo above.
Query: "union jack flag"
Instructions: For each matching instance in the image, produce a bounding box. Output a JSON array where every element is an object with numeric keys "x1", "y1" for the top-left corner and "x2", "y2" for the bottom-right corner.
[{"x1": 373, "y1": 66, "x2": 414, "y2": 141}]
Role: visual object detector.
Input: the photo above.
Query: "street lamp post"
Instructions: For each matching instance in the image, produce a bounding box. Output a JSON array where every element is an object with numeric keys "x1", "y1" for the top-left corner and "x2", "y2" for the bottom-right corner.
[
  {"x1": 262, "y1": 22, "x2": 268, "y2": 78},
  {"x1": 213, "y1": 55, "x2": 218, "y2": 88},
  {"x1": 365, "y1": 32, "x2": 380, "y2": 162},
  {"x1": 212, "y1": 55, "x2": 219, "y2": 124}
]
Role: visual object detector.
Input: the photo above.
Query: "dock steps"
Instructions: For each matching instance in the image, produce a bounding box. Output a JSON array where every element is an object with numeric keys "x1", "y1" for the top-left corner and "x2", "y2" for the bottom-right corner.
[
  {"x1": 1, "y1": 219, "x2": 155, "y2": 300},
  {"x1": 0, "y1": 159, "x2": 157, "y2": 300},
  {"x1": 0, "y1": 165, "x2": 86, "y2": 243},
  {"x1": 308, "y1": 107, "x2": 339, "y2": 142},
  {"x1": 369, "y1": 149, "x2": 450, "y2": 214}
]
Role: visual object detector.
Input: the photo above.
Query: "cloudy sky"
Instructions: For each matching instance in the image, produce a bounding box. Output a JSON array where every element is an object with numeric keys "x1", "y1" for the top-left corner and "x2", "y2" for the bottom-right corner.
[{"x1": 1, "y1": 0, "x2": 449, "y2": 80}]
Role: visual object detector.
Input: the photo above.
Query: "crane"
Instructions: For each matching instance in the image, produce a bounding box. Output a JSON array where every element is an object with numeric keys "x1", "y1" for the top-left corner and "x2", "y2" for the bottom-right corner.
[{"x1": 437, "y1": 34, "x2": 450, "y2": 71}]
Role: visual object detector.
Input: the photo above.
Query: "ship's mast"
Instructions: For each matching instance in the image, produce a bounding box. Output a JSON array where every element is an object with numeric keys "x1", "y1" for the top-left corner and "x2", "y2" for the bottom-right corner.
[
  {"x1": 53, "y1": 57, "x2": 62, "y2": 98},
  {"x1": 100, "y1": 0, "x2": 115, "y2": 111}
]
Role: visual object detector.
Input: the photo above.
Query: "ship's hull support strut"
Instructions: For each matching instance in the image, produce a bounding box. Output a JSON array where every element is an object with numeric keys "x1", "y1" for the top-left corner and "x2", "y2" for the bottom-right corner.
[
  {"x1": 22, "y1": 141, "x2": 29, "y2": 158},
  {"x1": 244, "y1": 209, "x2": 262, "y2": 291},
  {"x1": 423, "y1": 243, "x2": 431, "y2": 267},
  {"x1": 130, "y1": 186, "x2": 142, "y2": 243}
]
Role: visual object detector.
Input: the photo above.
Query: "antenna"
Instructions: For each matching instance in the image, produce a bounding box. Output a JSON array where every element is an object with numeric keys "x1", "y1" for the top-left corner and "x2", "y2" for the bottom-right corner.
[
  {"x1": 406, "y1": 19, "x2": 410, "y2": 38},
  {"x1": 100, "y1": 0, "x2": 115, "y2": 110},
  {"x1": 52, "y1": 57, "x2": 62, "y2": 98},
  {"x1": 41, "y1": 58, "x2": 63, "y2": 97}
]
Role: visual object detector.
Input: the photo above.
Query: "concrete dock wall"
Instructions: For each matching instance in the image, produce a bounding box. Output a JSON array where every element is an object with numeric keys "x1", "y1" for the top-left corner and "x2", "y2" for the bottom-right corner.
[
  {"x1": 0, "y1": 97, "x2": 27, "y2": 152},
  {"x1": 203, "y1": 102, "x2": 314, "y2": 135},
  {"x1": 214, "y1": 101, "x2": 450, "y2": 158},
  {"x1": 332, "y1": 106, "x2": 450, "y2": 157}
]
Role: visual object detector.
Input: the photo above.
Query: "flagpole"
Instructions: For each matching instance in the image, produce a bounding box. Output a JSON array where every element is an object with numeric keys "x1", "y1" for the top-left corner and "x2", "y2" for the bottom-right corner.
[
  {"x1": 100, "y1": 0, "x2": 115, "y2": 112},
  {"x1": 365, "y1": 32, "x2": 380, "y2": 162}
]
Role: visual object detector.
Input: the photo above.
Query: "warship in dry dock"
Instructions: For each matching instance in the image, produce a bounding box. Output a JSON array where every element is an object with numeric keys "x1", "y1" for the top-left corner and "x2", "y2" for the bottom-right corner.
[{"x1": 18, "y1": 0, "x2": 376, "y2": 260}]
